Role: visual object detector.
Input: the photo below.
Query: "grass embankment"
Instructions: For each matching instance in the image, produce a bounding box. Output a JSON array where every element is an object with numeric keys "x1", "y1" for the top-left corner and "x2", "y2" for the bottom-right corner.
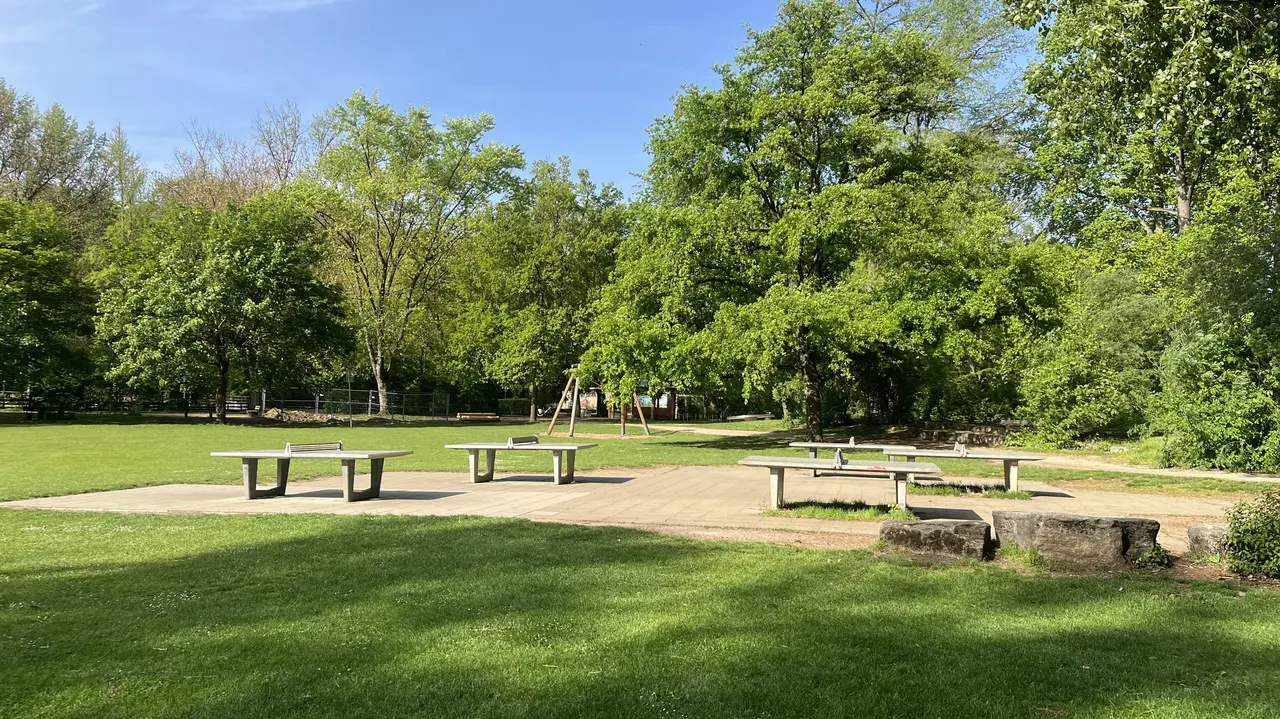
[
  {"x1": 0, "y1": 416, "x2": 1269, "y2": 501},
  {"x1": 3, "y1": 510, "x2": 1279, "y2": 718}
]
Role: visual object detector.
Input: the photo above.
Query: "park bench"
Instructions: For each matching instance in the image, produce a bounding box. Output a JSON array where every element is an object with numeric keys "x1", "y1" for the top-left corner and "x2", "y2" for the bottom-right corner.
[
  {"x1": 876, "y1": 443, "x2": 1044, "y2": 492},
  {"x1": 444, "y1": 436, "x2": 598, "y2": 485},
  {"x1": 726, "y1": 413, "x2": 773, "y2": 421},
  {"x1": 456, "y1": 412, "x2": 501, "y2": 422},
  {"x1": 738, "y1": 454, "x2": 940, "y2": 509},
  {"x1": 789, "y1": 438, "x2": 921, "y2": 477},
  {"x1": 210, "y1": 441, "x2": 413, "y2": 502}
]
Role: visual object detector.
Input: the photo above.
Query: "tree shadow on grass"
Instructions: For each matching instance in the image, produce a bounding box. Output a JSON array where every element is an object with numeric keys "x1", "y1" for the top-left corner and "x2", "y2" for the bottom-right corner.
[{"x1": 2, "y1": 512, "x2": 1278, "y2": 718}]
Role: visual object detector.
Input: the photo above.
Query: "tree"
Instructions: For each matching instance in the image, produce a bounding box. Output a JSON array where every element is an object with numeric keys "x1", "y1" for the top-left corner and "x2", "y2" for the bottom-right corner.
[
  {"x1": 104, "y1": 124, "x2": 148, "y2": 208},
  {"x1": 308, "y1": 91, "x2": 523, "y2": 415},
  {"x1": 1011, "y1": 0, "x2": 1280, "y2": 234},
  {"x1": 584, "y1": 0, "x2": 1028, "y2": 437},
  {"x1": 0, "y1": 198, "x2": 94, "y2": 398},
  {"x1": 0, "y1": 79, "x2": 112, "y2": 244},
  {"x1": 450, "y1": 158, "x2": 626, "y2": 416},
  {"x1": 97, "y1": 193, "x2": 350, "y2": 422}
]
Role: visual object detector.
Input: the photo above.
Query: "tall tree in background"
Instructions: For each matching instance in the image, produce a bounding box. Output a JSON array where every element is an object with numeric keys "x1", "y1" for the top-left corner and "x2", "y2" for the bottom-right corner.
[
  {"x1": 450, "y1": 158, "x2": 626, "y2": 417},
  {"x1": 97, "y1": 193, "x2": 350, "y2": 422},
  {"x1": 1011, "y1": 0, "x2": 1280, "y2": 235},
  {"x1": 586, "y1": 0, "x2": 1030, "y2": 438},
  {"x1": 0, "y1": 199, "x2": 94, "y2": 398},
  {"x1": 308, "y1": 91, "x2": 523, "y2": 415},
  {"x1": 0, "y1": 79, "x2": 112, "y2": 244}
]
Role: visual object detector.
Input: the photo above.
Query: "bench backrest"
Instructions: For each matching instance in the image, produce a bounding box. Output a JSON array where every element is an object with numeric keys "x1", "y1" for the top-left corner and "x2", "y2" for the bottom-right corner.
[
  {"x1": 287, "y1": 441, "x2": 343, "y2": 455},
  {"x1": 507, "y1": 436, "x2": 539, "y2": 448}
]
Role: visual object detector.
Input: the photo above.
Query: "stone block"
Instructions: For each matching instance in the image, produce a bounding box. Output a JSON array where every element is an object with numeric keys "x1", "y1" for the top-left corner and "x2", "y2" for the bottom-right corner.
[
  {"x1": 880, "y1": 520, "x2": 993, "y2": 560},
  {"x1": 992, "y1": 511, "x2": 1162, "y2": 572},
  {"x1": 1187, "y1": 523, "x2": 1228, "y2": 557}
]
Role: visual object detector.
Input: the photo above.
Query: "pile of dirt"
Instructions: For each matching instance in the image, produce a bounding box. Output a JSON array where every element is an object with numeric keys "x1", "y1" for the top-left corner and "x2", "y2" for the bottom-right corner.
[{"x1": 262, "y1": 408, "x2": 348, "y2": 425}]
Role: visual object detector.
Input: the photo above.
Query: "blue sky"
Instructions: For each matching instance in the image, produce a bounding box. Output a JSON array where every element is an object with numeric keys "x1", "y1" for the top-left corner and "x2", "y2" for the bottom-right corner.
[{"x1": 0, "y1": 0, "x2": 790, "y2": 194}]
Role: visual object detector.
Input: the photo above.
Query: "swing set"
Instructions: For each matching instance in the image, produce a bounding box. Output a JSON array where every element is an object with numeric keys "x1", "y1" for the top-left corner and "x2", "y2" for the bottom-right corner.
[{"x1": 544, "y1": 364, "x2": 651, "y2": 438}]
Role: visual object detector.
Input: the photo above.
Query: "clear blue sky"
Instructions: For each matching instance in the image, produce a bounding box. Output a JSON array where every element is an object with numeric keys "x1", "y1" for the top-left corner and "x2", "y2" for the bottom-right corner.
[{"x1": 0, "y1": 0, "x2": 789, "y2": 194}]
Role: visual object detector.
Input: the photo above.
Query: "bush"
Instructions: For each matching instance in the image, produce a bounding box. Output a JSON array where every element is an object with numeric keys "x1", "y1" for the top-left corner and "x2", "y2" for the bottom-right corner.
[{"x1": 1225, "y1": 489, "x2": 1280, "y2": 578}]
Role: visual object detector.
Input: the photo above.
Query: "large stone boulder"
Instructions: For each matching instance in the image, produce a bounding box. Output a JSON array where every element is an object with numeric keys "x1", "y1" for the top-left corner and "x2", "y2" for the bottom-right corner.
[
  {"x1": 992, "y1": 511, "x2": 1161, "y2": 572},
  {"x1": 880, "y1": 520, "x2": 993, "y2": 560},
  {"x1": 1187, "y1": 523, "x2": 1228, "y2": 557}
]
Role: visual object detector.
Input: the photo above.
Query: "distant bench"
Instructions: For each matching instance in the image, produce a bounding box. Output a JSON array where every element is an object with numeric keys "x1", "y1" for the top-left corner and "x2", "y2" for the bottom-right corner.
[
  {"x1": 444, "y1": 436, "x2": 598, "y2": 485},
  {"x1": 738, "y1": 454, "x2": 941, "y2": 509},
  {"x1": 726, "y1": 413, "x2": 773, "y2": 421},
  {"x1": 210, "y1": 442, "x2": 413, "y2": 502},
  {"x1": 456, "y1": 413, "x2": 501, "y2": 422}
]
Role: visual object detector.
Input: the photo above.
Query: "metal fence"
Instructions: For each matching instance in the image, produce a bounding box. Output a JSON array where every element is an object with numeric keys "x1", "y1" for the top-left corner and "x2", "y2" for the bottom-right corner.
[{"x1": 265, "y1": 388, "x2": 451, "y2": 420}]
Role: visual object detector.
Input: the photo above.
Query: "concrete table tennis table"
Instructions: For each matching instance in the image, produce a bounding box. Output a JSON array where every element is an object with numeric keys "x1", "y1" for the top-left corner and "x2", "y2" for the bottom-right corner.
[
  {"x1": 876, "y1": 445, "x2": 1045, "y2": 492},
  {"x1": 445, "y1": 436, "x2": 598, "y2": 485},
  {"x1": 789, "y1": 439, "x2": 921, "y2": 477},
  {"x1": 211, "y1": 442, "x2": 413, "y2": 502},
  {"x1": 738, "y1": 455, "x2": 941, "y2": 509}
]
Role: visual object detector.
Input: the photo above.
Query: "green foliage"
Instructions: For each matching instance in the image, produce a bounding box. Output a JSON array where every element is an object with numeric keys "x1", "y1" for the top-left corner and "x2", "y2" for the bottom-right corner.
[
  {"x1": 1020, "y1": 271, "x2": 1171, "y2": 445},
  {"x1": 1012, "y1": 0, "x2": 1280, "y2": 234},
  {"x1": 96, "y1": 193, "x2": 350, "y2": 420},
  {"x1": 765, "y1": 500, "x2": 916, "y2": 521},
  {"x1": 1132, "y1": 545, "x2": 1173, "y2": 570},
  {"x1": 584, "y1": 0, "x2": 1041, "y2": 437},
  {"x1": 1225, "y1": 489, "x2": 1280, "y2": 578},
  {"x1": 307, "y1": 90, "x2": 523, "y2": 412},
  {"x1": 0, "y1": 199, "x2": 94, "y2": 398},
  {"x1": 445, "y1": 158, "x2": 626, "y2": 403}
]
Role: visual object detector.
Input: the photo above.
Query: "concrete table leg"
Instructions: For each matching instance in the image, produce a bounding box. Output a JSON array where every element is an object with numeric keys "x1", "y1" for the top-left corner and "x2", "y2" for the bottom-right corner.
[
  {"x1": 769, "y1": 466, "x2": 785, "y2": 509},
  {"x1": 552, "y1": 450, "x2": 566, "y2": 485},
  {"x1": 484, "y1": 450, "x2": 496, "y2": 481},
  {"x1": 242, "y1": 458, "x2": 259, "y2": 499},
  {"x1": 893, "y1": 471, "x2": 909, "y2": 508},
  {"x1": 468, "y1": 450, "x2": 492, "y2": 483},
  {"x1": 562, "y1": 450, "x2": 576, "y2": 484},
  {"x1": 276, "y1": 458, "x2": 290, "y2": 495},
  {"x1": 1004, "y1": 460, "x2": 1019, "y2": 492},
  {"x1": 369, "y1": 457, "x2": 384, "y2": 496},
  {"x1": 342, "y1": 459, "x2": 381, "y2": 502},
  {"x1": 809, "y1": 447, "x2": 818, "y2": 477}
]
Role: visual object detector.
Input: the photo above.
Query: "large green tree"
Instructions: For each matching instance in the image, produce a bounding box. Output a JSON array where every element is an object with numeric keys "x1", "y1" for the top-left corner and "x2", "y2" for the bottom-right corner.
[
  {"x1": 0, "y1": 199, "x2": 94, "y2": 399},
  {"x1": 447, "y1": 158, "x2": 626, "y2": 416},
  {"x1": 584, "y1": 0, "x2": 1040, "y2": 437},
  {"x1": 1012, "y1": 0, "x2": 1280, "y2": 234},
  {"x1": 98, "y1": 193, "x2": 350, "y2": 422},
  {"x1": 308, "y1": 91, "x2": 523, "y2": 414}
]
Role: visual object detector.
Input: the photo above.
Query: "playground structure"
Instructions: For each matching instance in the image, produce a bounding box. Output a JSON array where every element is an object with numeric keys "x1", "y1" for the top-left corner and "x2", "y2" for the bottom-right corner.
[{"x1": 545, "y1": 365, "x2": 652, "y2": 438}]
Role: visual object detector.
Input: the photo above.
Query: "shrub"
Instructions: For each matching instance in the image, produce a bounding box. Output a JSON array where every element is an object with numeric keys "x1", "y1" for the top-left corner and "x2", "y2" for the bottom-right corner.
[
  {"x1": 1225, "y1": 489, "x2": 1280, "y2": 578},
  {"x1": 1132, "y1": 545, "x2": 1173, "y2": 570}
]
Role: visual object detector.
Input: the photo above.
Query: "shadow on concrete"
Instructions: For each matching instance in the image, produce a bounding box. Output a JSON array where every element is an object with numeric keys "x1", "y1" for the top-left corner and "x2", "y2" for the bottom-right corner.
[
  {"x1": 288, "y1": 489, "x2": 467, "y2": 501},
  {"x1": 496, "y1": 475, "x2": 635, "y2": 485},
  {"x1": 912, "y1": 507, "x2": 985, "y2": 521}
]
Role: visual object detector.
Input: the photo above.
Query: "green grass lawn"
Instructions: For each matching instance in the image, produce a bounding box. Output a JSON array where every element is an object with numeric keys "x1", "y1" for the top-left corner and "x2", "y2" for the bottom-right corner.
[
  {"x1": 907, "y1": 482, "x2": 1032, "y2": 500},
  {"x1": 0, "y1": 416, "x2": 1269, "y2": 501},
  {"x1": 764, "y1": 500, "x2": 916, "y2": 521},
  {"x1": 2, "y1": 509, "x2": 1278, "y2": 718}
]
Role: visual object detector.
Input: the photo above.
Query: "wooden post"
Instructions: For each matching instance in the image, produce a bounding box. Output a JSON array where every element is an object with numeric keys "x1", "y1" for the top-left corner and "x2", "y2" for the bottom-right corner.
[
  {"x1": 620, "y1": 398, "x2": 627, "y2": 436},
  {"x1": 633, "y1": 392, "x2": 651, "y2": 436},
  {"x1": 546, "y1": 369, "x2": 576, "y2": 435},
  {"x1": 568, "y1": 376, "x2": 581, "y2": 437}
]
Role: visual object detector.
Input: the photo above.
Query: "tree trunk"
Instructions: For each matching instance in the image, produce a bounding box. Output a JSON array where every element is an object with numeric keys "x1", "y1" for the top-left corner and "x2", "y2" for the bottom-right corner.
[
  {"x1": 215, "y1": 358, "x2": 229, "y2": 424},
  {"x1": 529, "y1": 385, "x2": 536, "y2": 422},
  {"x1": 1174, "y1": 149, "x2": 1193, "y2": 231},
  {"x1": 369, "y1": 345, "x2": 390, "y2": 416},
  {"x1": 798, "y1": 329, "x2": 823, "y2": 440}
]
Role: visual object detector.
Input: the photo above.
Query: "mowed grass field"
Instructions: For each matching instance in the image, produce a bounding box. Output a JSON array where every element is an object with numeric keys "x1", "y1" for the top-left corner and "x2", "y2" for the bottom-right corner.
[
  {"x1": 3, "y1": 509, "x2": 1280, "y2": 718},
  {"x1": 0, "y1": 416, "x2": 1269, "y2": 501}
]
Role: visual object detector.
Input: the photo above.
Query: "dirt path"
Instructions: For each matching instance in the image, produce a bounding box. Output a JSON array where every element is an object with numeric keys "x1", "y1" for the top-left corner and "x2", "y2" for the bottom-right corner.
[{"x1": 1036, "y1": 455, "x2": 1280, "y2": 484}]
